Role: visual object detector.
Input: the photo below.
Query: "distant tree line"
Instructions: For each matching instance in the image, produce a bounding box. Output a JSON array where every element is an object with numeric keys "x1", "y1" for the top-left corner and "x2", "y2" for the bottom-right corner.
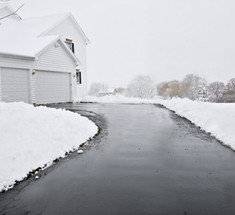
[
  {"x1": 157, "y1": 75, "x2": 235, "y2": 103},
  {"x1": 89, "y1": 74, "x2": 235, "y2": 103}
]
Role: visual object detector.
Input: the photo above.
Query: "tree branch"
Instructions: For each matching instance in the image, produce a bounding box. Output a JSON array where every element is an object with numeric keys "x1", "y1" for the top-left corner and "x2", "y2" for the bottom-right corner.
[{"x1": 0, "y1": 4, "x2": 24, "y2": 21}]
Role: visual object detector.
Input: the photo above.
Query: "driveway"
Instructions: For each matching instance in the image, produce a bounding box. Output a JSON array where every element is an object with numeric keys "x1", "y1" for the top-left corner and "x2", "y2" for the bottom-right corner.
[{"x1": 1, "y1": 103, "x2": 235, "y2": 215}]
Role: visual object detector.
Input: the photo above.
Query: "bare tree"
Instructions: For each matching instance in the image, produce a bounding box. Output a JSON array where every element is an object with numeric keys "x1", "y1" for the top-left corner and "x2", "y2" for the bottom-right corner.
[
  {"x1": 0, "y1": 4, "x2": 24, "y2": 21},
  {"x1": 157, "y1": 80, "x2": 182, "y2": 99},
  {"x1": 168, "y1": 80, "x2": 182, "y2": 98},
  {"x1": 127, "y1": 76, "x2": 156, "y2": 99},
  {"x1": 222, "y1": 78, "x2": 235, "y2": 102},
  {"x1": 157, "y1": 82, "x2": 169, "y2": 98},
  {"x1": 208, "y1": 81, "x2": 225, "y2": 102},
  {"x1": 226, "y1": 78, "x2": 235, "y2": 91},
  {"x1": 181, "y1": 74, "x2": 207, "y2": 101}
]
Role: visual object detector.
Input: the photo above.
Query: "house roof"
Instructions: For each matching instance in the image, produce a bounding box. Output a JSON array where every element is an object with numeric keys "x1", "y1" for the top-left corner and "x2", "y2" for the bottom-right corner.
[
  {"x1": 0, "y1": 5, "x2": 88, "y2": 60},
  {"x1": 0, "y1": 2, "x2": 21, "y2": 20},
  {"x1": 0, "y1": 2, "x2": 9, "y2": 10}
]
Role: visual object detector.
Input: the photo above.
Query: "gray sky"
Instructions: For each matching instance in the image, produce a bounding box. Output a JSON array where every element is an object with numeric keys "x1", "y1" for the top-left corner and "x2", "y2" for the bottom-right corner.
[{"x1": 10, "y1": 0, "x2": 235, "y2": 87}]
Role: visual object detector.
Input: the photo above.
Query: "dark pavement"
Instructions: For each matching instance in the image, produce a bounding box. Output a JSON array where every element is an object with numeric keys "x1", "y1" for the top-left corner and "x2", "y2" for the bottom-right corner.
[{"x1": 1, "y1": 103, "x2": 235, "y2": 215}]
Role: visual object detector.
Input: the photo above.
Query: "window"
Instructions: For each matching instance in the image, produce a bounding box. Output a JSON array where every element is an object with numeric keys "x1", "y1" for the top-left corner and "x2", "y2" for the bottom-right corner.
[
  {"x1": 76, "y1": 70, "x2": 82, "y2": 84},
  {"x1": 65, "y1": 38, "x2": 75, "y2": 53}
]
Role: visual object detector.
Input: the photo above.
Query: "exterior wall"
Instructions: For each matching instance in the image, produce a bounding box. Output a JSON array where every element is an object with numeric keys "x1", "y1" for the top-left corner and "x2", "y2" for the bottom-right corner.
[
  {"x1": 44, "y1": 17, "x2": 88, "y2": 98},
  {"x1": 0, "y1": 56, "x2": 34, "y2": 69},
  {"x1": 34, "y1": 41, "x2": 76, "y2": 72},
  {"x1": 34, "y1": 41, "x2": 77, "y2": 102},
  {"x1": 0, "y1": 41, "x2": 77, "y2": 104}
]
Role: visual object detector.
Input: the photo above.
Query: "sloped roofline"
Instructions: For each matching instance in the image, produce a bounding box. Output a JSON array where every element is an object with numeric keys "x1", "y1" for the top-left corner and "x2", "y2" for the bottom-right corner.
[
  {"x1": 0, "y1": 3, "x2": 22, "y2": 20},
  {"x1": 35, "y1": 36, "x2": 81, "y2": 65},
  {"x1": 0, "y1": 36, "x2": 80, "y2": 65},
  {"x1": 39, "y1": 13, "x2": 90, "y2": 45}
]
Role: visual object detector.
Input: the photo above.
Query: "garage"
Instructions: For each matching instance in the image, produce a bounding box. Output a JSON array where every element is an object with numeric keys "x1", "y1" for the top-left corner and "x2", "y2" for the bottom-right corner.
[
  {"x1": 0, "y1": 38, "x2": 78, "y2": 105},
  {"x1": 1, "y1": 68, "x2": 30, "y2": 103},
  {"x1": 35, "y1": 70, "x2": 71, "y2": 104}
]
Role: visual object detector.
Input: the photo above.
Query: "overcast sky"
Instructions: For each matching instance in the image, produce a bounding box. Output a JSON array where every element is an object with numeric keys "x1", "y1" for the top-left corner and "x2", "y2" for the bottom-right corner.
[{"x1": 10, "y1": 0, "x2": 235, "y2": 87}]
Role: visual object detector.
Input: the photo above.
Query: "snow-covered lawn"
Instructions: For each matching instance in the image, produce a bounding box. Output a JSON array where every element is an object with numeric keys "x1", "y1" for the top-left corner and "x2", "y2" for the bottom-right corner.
[
  {"x1": 81, "y1": 95, "x2": 235, "y2": 150},
  {"x1": 0, "y1": 102, "x2": 98, "y2": 192}
]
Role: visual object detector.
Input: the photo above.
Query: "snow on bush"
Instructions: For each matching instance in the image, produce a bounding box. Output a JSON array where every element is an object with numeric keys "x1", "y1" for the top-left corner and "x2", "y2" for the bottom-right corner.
[{"x1": 0, "y1": 102, "x2": 98, "y2": 192}]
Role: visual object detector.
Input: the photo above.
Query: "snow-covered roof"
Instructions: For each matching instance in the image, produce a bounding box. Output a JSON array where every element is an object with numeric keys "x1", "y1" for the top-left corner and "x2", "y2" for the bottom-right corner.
[
  {"x1": 0, "y1": 18, "x2": 72, "y2": 59},
  {"x1": 0, "y1": 5, "x2": 88, "y2": 59},
  {"x1": 0, "y1": 2, "x2": 8, "y2": 9}
]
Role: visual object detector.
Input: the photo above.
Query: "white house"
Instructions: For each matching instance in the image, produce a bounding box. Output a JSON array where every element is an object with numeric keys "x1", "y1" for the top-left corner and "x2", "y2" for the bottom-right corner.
[{"x1": 0, "y1": 3, "x2": 89, "y2": 104}]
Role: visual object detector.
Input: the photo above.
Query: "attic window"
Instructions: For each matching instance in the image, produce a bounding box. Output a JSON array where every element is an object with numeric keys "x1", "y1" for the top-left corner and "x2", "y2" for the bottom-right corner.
[
  {"x1": 65, "y1": 38, "x2": 75, "y2": 53},
  {"x1": 76, "y1": 69, "x2": 82, "y2": 84}
]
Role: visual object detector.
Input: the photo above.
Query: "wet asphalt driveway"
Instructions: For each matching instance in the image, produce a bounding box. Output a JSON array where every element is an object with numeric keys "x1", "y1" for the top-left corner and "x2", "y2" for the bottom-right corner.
[{"x1": 1, "y1": 103, "x2": 235, "y2": 215}]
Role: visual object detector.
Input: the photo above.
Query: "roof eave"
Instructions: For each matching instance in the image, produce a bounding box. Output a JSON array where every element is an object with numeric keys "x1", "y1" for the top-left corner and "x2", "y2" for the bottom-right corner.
[
  {"x1": 0, "y1": 52, "x2": 35, "y2": 60},
  {"x1": 34, "y1": 37, "x2": 81, "y2": 65}
]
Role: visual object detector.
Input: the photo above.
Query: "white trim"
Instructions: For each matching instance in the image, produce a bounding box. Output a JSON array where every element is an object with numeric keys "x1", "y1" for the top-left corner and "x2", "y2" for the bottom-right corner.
[
  {"x1": 35, "y1": 38, "x2": 80, "y2": 65},
  {"x1": 0, "y1": 38, "x2": 80, "y2": 65},
  {"x1": 0, "y1": 53, "x2": 34, "y2": 60}
]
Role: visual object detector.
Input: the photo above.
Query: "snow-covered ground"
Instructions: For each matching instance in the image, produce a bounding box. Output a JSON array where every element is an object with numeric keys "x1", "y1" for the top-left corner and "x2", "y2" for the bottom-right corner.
[
  {"x1": 81, "y1": 95, "x2": 235, "y2": 150},
  {"x1": 80, "y1": 95, "x2": 157, "y2": 104},
  {"x1": 0, "y1": 102, "x2": 98, "y2": 192},
  {"x1": 1, "y1": 96, "x2": 235, "y2": 192}
]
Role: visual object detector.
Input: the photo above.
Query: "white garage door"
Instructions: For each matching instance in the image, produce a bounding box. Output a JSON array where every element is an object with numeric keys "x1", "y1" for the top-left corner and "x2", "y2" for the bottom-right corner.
[
  {"x1": 1, "y1": 68, "x2": 29, "y2": 103},
  {"x1": 35, "y1": 70, "x2": 71, "y2": 104}
]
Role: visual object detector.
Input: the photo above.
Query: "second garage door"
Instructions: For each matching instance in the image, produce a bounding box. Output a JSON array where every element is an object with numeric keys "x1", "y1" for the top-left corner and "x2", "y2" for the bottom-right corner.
[{"x1": 35, "y1": 71, "x2": 71, "y2": 104}]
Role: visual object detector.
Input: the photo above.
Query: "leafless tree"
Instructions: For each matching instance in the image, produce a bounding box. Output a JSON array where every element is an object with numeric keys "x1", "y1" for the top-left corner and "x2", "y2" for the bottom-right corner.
[
  {"x1": 157, "y1": 82, "x2": 169, "y2": 98},
  {"x1": 181, "y1": 74, "x2": 207, "y2": 101},
  {"x1": 127, "y1": 75, "x2": 156, "y2": 99},
  {"x1": 157, "y1": 80, "x2": 182, "y2": 99},
  {"x1": 222, "y1": 78, "x2": 235, "y2": 102},
  {"x1": 226, "y1": 78, "x2": 235, "y2": 91},
  {"x1": 0, "y1": 4, "x2": 24, "y2": 21},
  {"x1": 208, "y1": 81, "x2": 225, "y2": 102}
]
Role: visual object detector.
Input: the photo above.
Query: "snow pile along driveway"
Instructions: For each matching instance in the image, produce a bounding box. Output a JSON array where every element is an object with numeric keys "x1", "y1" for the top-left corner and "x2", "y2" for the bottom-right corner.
[
  {"x1": 80, "y1": 94, "x2": 156, "y2": 104},
  {"x1": 0, "y1": 102, "x2": 98, "y2": 192},
  {"x1": 82, "y1": 95, "x2": 235, "y2": 150},
  {"x1": 160, "y1": 98, "x2": 235, "y2": 150}
]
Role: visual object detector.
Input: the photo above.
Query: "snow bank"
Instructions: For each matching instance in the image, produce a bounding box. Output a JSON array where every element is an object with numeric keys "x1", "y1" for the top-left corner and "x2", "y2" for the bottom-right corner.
[
  {"x1": 81, "y1": 95, "x2": 235, "y2": 150},
  {"x1": 80, "y1": 95, "x2": 157, "y2": 104},
  {"x1": 160, "y1": 98, "x2": 235, "y2": 150},
  {"x1": 0, "y1": 102, "x2": 98, "y2": 192}
]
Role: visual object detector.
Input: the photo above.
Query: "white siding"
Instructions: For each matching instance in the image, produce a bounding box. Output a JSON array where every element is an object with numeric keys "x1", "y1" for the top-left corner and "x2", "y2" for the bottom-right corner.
[
  {"x1": 35, "y1": 70, "x2": 71, "y2": 104},
  {"x1": 1, "y1": 67, "x2": 29, "y2": 103},
  {"x1": 0, "y1": 56, "x2": 34, "y2": 69},
  {"x1": 34, "y1": 41, "x2": 75, "y2": 72},
  {"x1": 45, "y1": 17, "x2": 88, "y2": 98}
]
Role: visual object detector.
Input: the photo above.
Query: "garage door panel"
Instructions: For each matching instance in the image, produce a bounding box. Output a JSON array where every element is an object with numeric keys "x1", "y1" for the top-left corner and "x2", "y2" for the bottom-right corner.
[
  {"x1": 35, "y1": 71, "x2": 71, "y2": 104},
  {"x1": 1, "y1": 68, "x2": 29, "y2": 103}
]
